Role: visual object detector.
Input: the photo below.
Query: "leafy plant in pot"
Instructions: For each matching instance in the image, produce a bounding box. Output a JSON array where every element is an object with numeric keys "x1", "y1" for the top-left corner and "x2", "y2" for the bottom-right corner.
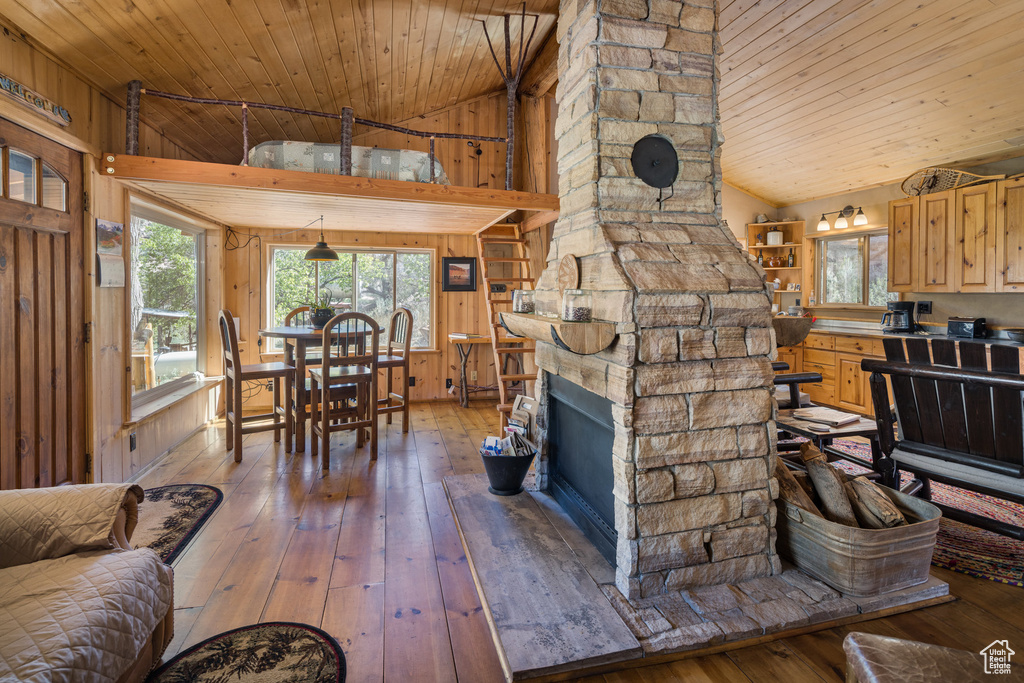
[{"x1": 309, "y1": 294, "x2": 334, "y2": 330}]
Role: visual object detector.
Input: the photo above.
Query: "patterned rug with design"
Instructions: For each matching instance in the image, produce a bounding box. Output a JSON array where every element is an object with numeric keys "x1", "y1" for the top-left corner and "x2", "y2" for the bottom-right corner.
[
  {"x1": 827, "y1": 439, "x2": 1024, "y2": 587},
  {"x1": 147, "y1": 622, "x2": 346, "y2": 682},
  {"x1": 133, "y1": 484, "x2": 223, "y2": 564}
]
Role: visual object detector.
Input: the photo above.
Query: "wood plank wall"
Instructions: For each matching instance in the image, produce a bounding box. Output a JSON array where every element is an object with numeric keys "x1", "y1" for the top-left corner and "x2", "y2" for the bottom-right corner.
[{"x1": 223, "y1": 226, "x2": 497, "y2": 406}]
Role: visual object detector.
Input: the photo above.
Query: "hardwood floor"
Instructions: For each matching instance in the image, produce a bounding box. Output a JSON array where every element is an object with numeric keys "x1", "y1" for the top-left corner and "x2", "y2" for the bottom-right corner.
[{"x1": 137, "y1": 402, "x2": 1023, "y2": 682}]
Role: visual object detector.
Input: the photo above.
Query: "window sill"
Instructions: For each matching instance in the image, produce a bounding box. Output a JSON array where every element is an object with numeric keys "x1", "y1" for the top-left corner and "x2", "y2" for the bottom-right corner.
[
  {"x1": 259, "y1": 347, "x2": 441, "y2": 360},
  {"x1": 128, "y1": 377, "x2": 222, "y2": 426}
]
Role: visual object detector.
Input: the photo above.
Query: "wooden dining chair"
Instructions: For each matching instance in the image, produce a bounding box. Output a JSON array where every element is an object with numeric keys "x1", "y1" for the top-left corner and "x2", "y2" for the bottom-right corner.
[
  {"x1": 308, "y1": 312, "x2": 380, "y2": 467},
  {"x1": 219, "y1": 310, "x2": 293, "y2": 462},
  {"x1": 378, "y1": 307, "x2": 413, "y2": 433}
]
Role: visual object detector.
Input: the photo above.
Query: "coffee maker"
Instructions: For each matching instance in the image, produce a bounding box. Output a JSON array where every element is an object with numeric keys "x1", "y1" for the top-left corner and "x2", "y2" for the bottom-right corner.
[{"x1": 880, "y1": 301, "x2": 918, "y2": 334}]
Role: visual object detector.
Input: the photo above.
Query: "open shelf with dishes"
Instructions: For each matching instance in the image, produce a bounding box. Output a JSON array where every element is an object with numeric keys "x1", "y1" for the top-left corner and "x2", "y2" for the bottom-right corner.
[{"x1": 745, "y1": 220, "x2": 807, "y2": 310}]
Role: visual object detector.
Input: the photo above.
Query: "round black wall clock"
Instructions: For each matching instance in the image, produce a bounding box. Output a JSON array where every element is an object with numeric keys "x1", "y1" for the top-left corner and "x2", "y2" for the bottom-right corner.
[{"x1": 630, "y1": 134, "x2": 678, "y2": 189}]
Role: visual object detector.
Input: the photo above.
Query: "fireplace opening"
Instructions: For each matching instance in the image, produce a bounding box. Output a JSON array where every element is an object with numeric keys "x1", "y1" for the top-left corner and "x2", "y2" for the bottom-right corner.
[{"x1": 546, "y1": 373, "x2": 617, "y2": 566}]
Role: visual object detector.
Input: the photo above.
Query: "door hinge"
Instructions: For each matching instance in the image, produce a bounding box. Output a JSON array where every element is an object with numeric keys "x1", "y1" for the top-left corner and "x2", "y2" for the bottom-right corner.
[
  {"x1": 84, "y1": 453, "x2": 92, "y2": 476},
  {"x1": 83, "y1": 191, "x2": 89, "y2": 213},
  {"x1": 83, "y1": 322, "x2": 91, "y2": 344}
]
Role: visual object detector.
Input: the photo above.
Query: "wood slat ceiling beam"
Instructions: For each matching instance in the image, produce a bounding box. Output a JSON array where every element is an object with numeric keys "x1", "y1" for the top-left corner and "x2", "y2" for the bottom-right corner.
[
  {"x1": 104, "y1": 154, "x2": 558, "y2": 233},
  {"x1": 4, "y1": 0, "x2": 1024, "y2": 205}
]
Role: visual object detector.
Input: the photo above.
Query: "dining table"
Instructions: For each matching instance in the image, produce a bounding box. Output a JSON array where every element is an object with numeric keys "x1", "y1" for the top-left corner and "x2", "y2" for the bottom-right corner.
[{"x1": 259, "y1": 324, "x2": 378, "y2": 452}]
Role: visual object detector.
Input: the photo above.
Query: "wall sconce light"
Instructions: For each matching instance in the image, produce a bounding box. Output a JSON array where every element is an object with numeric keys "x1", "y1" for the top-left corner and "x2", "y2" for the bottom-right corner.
[
  {"x1": 816, "y1": 205, "x2": 867, "y2": 231},
  {"x1": 304, "y1": 215, "x2": 339, "y2": 261}
]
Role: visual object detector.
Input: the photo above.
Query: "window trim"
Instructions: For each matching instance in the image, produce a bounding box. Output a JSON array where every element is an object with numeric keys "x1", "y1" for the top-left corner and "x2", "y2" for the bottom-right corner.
[
  {"x1": 813, "y1": 228, "x2": 891, "y2": 311},
  {"x1": 265, "y1": 243, "x2": 437, "y2": 351},
  {"x1": 129, "y1": 198, "x2": 208, "y2": 410}
]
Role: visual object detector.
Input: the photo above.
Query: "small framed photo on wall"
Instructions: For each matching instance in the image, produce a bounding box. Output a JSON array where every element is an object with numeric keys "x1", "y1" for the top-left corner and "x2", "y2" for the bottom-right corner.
[{"x1": 442, "y1": 257, "x2": 477, "y2": 292}]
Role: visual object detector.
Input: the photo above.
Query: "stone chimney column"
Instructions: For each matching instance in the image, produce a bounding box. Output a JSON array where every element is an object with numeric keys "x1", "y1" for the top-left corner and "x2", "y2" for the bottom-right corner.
[{"x1": 534, "y1": 0, "x2": 781, "y2": 601}]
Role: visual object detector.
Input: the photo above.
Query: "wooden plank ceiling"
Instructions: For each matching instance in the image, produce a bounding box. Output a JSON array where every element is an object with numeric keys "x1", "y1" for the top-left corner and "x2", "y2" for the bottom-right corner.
[{"x1": 3, "y1": 0, "x2": 1024, "y2": 205}]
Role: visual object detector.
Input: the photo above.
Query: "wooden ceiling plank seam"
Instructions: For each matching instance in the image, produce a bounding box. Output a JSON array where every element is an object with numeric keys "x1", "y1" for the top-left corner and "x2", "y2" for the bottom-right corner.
[
  {"x1": 422, "y1": 0, "x2": 474, "y2": 113},
  {"x1": 0, "y1": 0, "x2": 226, "y2": 160},
  {"x1": 724, "y1": 17, "x2": 1024, "y2": 160},
  {"x1": 178, "y1": 0, "x2": 297, "y2": 143},
  {"x1": 719, "y1": 0, "x2": 978, "y2": 120},
  {"x1": 411, "y1": 0, "x2": 447, "y2": 126},
  {"x1": 370, "y1": 0, "x2": 395, "y2": 122},
  {"x1": 250, "y1": 0, "x2": 337, "y2": 142},
  {"x1": 719, "y1": 0, "x2": 962, "y2": 113},
  {"x1": 329, "y1": 0, "x2": 377, "y2": 123},
  {"x1": 720, "y1": 0, "x2": 852, "y2": 76},
  {"x1": 74, "y1": 0, "x2": 255, "y2": 156},
  {"x1": 279, "y1": 0, "x2": 352, "y2": 136},
  {"x1": 732, "y1": 48, "x2": 1024, "y2": 161},
  {"x1": 429, "y1": 0, "x2": 491, "y2": 113},
  {"x1": 351, "y1": 0, "x2": 381, "y2": 121},
  {"x1": 717, "y1": 0, "x2": 790, "y2": 44},
  {"x1": 126, "y1": 0, "x2": 285, "y2": 153},
  {"x1": 719, "y1": 0, "x2": 925, "y2": 103},
  {"x1": 720, "y1": 1, "x2": 1007, "y2": 147},
  {"x1": 217, "y1": 0, "x2": 328, "y2": 142},
  {"x1": 403, "y1": 0, "x2": 432, "y2": 122},
  {"x1": 391, "y1": 0, "x2": 412, "y2": 122}
]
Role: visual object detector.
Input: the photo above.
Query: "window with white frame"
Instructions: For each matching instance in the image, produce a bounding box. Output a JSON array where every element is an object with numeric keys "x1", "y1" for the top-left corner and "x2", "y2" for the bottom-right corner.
[
  {"x1": 130, "y1": 201, "x2": 205, "y2": 404},
  {"x1": 816, "y1": 231, "x2": 896, "y2": 308},
  {"x1": 268, "y1": 246, "x2": 433, "y2": 348}
]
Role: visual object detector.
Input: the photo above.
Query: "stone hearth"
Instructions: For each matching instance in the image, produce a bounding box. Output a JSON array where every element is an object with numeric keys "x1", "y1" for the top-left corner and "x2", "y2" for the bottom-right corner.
[{"x1": 532, "y1": 0, "x2": 779, "y2": 600}]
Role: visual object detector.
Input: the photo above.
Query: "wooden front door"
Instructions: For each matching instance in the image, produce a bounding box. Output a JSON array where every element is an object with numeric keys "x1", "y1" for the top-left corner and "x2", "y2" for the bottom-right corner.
[{"x1": 0, "y1": 118, "x2": 86, "y2": 489}]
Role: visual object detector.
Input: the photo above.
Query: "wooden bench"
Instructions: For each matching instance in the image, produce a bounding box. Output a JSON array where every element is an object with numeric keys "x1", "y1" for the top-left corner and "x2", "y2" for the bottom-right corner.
[{"x1": 862, "y1": 337, "x2": 1024, "y2": 540}]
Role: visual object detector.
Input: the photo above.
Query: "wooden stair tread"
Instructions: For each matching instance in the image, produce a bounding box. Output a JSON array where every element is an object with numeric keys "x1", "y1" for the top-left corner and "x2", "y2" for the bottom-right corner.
[
  {"x1": 483, "y1": 257, "x2": 531, "y2": 263},
  {"x1": 479, "y1": 237, "x2": 525, "y2": 244},
  {"x1": 498, "y1": 373, "x2": 537, "y2": 381},
  {"x1": 496, "y1": 347, "x2": 534, "y2": 354},
  {"x1": 483, "y1": 277, "x2": 534, "y2": 283}
]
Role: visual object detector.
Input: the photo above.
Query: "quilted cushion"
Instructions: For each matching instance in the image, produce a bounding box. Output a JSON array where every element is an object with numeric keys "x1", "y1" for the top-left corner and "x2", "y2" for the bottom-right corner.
[
  {"x1": 0, "y1": 485, "x2": 144, "y2": 569},
  {"x1": 0, "y1": 548, "x2": 172, "y2": 683}
]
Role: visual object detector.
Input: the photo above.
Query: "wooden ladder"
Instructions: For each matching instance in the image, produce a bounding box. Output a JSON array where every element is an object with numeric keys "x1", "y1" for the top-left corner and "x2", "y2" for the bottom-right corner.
[{"x1": 476, "y1": 223, "x2": 537, "y2": 425}]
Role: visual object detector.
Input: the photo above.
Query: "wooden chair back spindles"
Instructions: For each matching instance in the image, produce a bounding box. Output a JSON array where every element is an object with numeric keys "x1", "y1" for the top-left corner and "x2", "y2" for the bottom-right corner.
[
  {"x1": 308, "y1": 312, "x2": 381, "y2": 466},
  {"x1": 219, "y1": 311, "x2": 241, "y2": 378},
  {"x1": 218, "y1": 309, "x2": 293, "y2": 462},
  {"x1": 284, "y1": 305, "x2": 311, "y2": 327},
  {"x1": 378, "y1": 307, "x2": 413, "y2": 432}
]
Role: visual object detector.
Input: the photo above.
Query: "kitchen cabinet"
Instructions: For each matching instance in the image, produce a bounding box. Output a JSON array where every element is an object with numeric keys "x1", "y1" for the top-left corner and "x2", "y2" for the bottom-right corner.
[
  {"x1": 997, "y1": 177, "x2": 1024, "y2": 292},
  {"x1": 836, "y1": 353, "x2": 870, "y2": 415},
  {"x1": 888, "y1": 196, "x2": 916, "y2": 292},
  {"x1": 777, "y1": 345, "x2": 802, "y2": 373},
  {"x1": 917, "y1": 190, "x2": 955, "y2": 292},
  {"x1": 955, "y1": 182, "x2": 998, "y2": 292}
]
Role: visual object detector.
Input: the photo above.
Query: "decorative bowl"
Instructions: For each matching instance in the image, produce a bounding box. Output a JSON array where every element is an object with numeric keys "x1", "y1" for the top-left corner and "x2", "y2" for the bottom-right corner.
[{"x1": 772, "y1": 316, "x2": 814, "y2": 347}]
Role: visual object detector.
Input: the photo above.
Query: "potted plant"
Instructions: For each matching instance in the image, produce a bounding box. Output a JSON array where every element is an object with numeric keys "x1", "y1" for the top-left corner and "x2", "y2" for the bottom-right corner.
[{"x1": 309, "y1": 293, "x2": 334, "y2": 330}]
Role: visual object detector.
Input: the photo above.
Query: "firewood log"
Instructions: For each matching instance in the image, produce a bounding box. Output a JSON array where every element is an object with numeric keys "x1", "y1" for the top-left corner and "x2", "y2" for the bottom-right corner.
[
  {"x1": 792, "y1": 471, "x2": 816, "y2": 501},
  {"x1": 844, "y1": 476, "x2": 908, "y2": 529},
  {"x1": 800, "y1": 442, "x2": 860, "y2": 527},
  {"x1": 774, "y1": 459, "x2": 823, "y2": 517}
]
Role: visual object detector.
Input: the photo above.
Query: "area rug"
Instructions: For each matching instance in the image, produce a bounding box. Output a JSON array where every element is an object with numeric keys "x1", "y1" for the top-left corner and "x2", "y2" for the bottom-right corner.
[
  {"x1": 827, "y1": 439, "x2": 1024, "y2": 587},
  {"x1": 147, "y1": 622, "x2": 346, "y2": 682},
  {"x1": 133, "y1": 484, "x2": 223, "y2": 564}
]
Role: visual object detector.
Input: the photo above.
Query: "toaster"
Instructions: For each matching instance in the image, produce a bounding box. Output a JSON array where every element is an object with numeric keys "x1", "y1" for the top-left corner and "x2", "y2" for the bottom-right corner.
[{"x1": 947, "y1": 317, "x2": 987, "y2": 338}]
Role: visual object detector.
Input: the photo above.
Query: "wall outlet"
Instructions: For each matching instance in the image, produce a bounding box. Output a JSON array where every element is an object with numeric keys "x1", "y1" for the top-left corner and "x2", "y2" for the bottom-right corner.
[
  {"x1": 490, "y1": 283, "x2": 507, "y2": 293},
  {"x1": 409, "y1": 376, "x2": 416, "y2": 387},
  {"x1": 446, "y1": 378, "x2": 452, "y2": 389},
  {"x1": 917, "y1": 300, "x2": 932, "y2": 315},
  {"x1": 471, "y1": 370, "x2": 478, "y2": 381},
  {"x1": 129, "y1": 432, "x2": 137, "y2": 452}
]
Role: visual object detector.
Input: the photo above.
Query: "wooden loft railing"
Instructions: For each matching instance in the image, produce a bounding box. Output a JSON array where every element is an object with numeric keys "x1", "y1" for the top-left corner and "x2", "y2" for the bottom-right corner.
[
  {"x1": 122, "y1": 11, "x2": 541, "y2": 192},
  {"x1": 123, "y1": 80, "x2": 510, "y2": 188}
]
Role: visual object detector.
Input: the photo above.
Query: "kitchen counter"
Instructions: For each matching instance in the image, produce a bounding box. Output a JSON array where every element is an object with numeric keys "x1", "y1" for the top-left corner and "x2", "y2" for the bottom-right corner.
[{"x1": 804, "y1": 318, "x2": 1024, "y2": 346}]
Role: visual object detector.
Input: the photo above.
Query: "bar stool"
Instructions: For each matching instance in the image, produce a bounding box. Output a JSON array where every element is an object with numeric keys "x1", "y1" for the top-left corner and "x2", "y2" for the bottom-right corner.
[
  {"x1": 219, "y1": 310, "x2": 293, "y2": 462},
  {"x1": 378, "y1": 307, "x2": 413, "y2": 433}
]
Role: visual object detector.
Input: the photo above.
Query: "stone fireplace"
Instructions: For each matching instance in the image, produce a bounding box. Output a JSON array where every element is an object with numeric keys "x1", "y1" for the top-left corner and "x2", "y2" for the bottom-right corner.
[{"x1": 532, "y1": 0, "x2": 780, "y2": 601}]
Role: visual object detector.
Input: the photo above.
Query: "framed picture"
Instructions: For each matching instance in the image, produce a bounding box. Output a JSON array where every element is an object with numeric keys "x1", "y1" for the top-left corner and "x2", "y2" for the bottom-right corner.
[{"x1": 442, "y1": 257, "x2": 477, "y2": 292}]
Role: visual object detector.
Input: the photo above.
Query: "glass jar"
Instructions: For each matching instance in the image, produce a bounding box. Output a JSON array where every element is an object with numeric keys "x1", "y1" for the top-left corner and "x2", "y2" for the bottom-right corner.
[
  {"x1": 512, "y1": 289, "x2": 535, "y2": 314},
  {"x1": 562, "y1": 289, "x2": 593, "y2": 322}
]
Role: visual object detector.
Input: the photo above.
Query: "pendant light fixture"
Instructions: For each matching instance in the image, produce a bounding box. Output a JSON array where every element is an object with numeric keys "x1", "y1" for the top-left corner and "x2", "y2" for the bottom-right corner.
[
  {"x1": 816, "y1": 205, "x2": 867, "y2": 232},
  {"x1": 304, "y1": 215, "x2": 338, "y2": 261}
]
